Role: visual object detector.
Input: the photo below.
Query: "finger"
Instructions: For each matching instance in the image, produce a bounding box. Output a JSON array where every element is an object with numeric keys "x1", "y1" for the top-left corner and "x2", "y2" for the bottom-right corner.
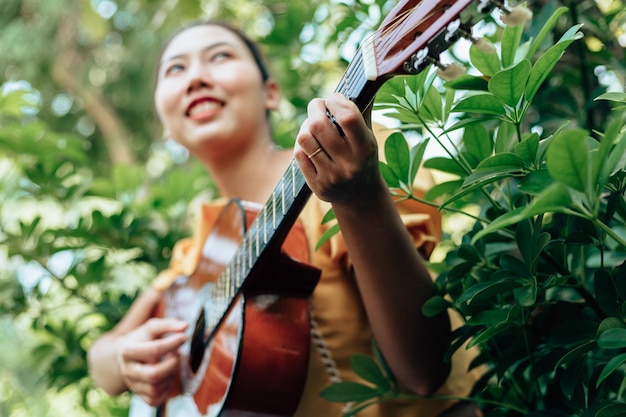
[
  {"x1": 324, "y1": 94, "x2": 369, "y2": 149},
  {"x1": 143, "y1": 317, "x2": 189, "y2": 339},
  {"x1": 122, "y1": 332, "x2": 187, "y2": 363},
  {"x1": 132, "y1": 377, "x2": 174, "y2": 407},
  {"x1": 122, "y1": 354, "x2": 180, "y2": 401},
  {"x1": 295, "y1": 118, "x2": 329, "y2": 170}
]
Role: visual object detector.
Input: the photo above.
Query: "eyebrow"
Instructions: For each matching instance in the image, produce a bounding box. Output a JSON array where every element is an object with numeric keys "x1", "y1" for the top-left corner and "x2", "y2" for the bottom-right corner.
[{"x1": 161, "y1": 41, "x2": 233, "y2": 65}]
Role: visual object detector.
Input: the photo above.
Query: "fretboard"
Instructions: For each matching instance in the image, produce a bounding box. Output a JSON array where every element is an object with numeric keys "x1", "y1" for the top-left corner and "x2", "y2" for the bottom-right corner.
[{"x1": 205, "y1": 46, "x2": 379, "y2": 331}]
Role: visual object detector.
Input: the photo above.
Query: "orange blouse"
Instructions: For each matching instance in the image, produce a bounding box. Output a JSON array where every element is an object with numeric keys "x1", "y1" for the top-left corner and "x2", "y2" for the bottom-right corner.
[
  {"x1": 151, "y1": 121, "x2": 479, "y2": 417},
  {"x1": 152, "y1": 187, "x2": 479, "y2": 417}
]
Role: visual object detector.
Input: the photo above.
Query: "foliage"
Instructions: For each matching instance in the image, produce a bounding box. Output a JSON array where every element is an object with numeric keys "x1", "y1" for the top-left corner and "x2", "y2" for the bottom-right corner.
[
  {"x1": 321, "y1": 2, "x2": 626, "y2": 416},
  {"x1": 0, "y1": 79, "x2": 212, "y2": 415}
]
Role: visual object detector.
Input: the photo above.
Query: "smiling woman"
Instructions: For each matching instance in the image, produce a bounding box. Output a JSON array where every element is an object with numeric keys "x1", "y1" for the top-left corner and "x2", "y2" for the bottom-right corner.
[{"x1": 87, "y1": 19, "x2": 480, "y2": 417}]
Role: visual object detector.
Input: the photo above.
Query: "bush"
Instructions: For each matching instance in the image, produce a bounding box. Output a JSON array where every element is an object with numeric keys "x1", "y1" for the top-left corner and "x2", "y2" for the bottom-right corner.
[{"x1": 322, "y1": 5, "x2": 626, "y2": 416}]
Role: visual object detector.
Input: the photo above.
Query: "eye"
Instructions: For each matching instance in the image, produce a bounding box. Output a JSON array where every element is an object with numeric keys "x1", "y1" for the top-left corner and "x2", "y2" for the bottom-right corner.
[
  {"x1": 211, "y1": 50, "x2": 233, "y2": 62},
  {"x1": 164, "y1": 63, "x2": 185, "y2": 76}
]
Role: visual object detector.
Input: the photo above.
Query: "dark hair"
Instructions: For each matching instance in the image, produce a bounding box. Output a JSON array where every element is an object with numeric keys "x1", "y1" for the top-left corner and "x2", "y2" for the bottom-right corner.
[{"x1": 157, "y1": 20, "x2": 271, "y2": 82}]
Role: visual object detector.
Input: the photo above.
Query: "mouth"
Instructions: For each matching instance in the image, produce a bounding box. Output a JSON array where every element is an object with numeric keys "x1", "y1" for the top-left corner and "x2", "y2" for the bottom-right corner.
[{"x1": 186, "y1": 98, "x2": 223, "y2": 119}]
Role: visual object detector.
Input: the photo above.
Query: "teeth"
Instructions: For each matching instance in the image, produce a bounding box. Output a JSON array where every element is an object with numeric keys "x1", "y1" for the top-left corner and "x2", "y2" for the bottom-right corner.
[{"x1": 189, "y1": 101, "x2": 221, "y2": 117}]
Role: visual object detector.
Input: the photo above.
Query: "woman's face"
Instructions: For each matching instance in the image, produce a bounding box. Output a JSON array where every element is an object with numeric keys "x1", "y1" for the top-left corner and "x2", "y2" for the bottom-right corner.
[{"x1": 154, "y1": 25, "x2": 279, "y2": 158}]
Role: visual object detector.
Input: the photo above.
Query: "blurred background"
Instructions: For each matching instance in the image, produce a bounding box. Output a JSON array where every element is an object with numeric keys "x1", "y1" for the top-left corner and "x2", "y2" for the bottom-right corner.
[{"x1": 1, "y1": 0, "x2": 624, "y2": 416}]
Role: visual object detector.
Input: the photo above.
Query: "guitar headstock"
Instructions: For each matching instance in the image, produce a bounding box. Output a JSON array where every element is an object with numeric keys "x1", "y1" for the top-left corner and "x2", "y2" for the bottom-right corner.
[{"x1": 360, "y1": 0, "x2": 531, "y2": 82}]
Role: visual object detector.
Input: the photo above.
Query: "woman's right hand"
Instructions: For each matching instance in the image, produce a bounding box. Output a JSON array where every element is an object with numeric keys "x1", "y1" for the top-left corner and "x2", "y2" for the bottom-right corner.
[{"x1": 117, "y1": 317, "x2": 188, "y2": 406}]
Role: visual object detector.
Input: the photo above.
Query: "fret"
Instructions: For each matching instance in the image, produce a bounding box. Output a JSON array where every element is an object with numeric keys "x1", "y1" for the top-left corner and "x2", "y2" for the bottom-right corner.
[
  {"x1": 248, "y1": 235, "x2": 252, "y2": 270},
  {"x1": 291, "y1": 162, "x2": 296, "y2": 197},
  {"x1": 272, "y1": 189, "x2": 277, "y2": 231},
  {"x1": 255, "y1": 224, "x2": 260, "y2": 257},
  {"x1": 239, "y1": 247, "x2": 246, "y2": 282},
  {"x1": 224, "y1": 265, "x2": 230, "y2": 299},
  {"x1": 263, "y1": 208, "x2": 267, "y2": 244},
  {"x1": 235, "y1": 252, "x2": 241, "y2": 287},
  {"x1": 281, "y1": 179, "x2": 285, "y2": 215}
]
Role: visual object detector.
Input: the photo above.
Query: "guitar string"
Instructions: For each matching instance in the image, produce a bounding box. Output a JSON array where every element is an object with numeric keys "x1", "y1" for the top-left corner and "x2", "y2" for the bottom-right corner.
[{"x1": 373, "y1": 1, "x2": 443, "y2": 70}]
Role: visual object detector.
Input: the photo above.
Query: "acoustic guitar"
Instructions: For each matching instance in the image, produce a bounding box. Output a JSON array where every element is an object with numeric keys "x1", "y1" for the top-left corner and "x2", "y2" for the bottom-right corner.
[{"x1": 136, "y1": 0, "x2": 506, "y2": 416}]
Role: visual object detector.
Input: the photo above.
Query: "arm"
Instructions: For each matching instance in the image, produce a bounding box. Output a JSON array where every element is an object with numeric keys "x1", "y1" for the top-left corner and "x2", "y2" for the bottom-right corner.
[
  {"x1": 88, "y1": 287, "x2": 188, "y2": 405},
  {"x1": 294, "y1": 93, "x2": 451, "y2": 395}
]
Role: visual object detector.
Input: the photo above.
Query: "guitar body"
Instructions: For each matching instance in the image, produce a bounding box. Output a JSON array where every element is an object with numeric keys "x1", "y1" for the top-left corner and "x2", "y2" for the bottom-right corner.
[{"x1": 156, "y1": 200, "x2": 320, "y2": 417}]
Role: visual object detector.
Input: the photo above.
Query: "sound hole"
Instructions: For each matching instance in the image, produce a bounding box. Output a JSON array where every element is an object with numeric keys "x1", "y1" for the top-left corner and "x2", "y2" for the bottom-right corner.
[{"x1": 189, "y1": 308, "x2": 206, "y2": 373}]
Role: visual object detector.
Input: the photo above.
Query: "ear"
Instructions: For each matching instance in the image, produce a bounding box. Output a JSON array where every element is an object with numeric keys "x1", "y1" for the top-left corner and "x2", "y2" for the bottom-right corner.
[{"x1": 263, "y1": 78, "x2": 281, "y2": 111}]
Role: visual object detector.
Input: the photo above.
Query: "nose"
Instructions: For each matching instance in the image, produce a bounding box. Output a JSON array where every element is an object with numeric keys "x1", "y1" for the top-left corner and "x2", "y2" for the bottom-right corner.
[{"x1": 186, "y1": 61, "x2": 211, "y2": 94}]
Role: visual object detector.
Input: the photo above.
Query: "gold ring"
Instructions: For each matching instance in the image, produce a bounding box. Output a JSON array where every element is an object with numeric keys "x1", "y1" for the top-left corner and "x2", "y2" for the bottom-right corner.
[{"x1": 307, "y1": 148, "x2": 323, "y2": 159}]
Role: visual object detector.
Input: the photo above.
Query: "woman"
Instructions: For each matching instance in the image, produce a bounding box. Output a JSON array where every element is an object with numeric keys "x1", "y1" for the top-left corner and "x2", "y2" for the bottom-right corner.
[{"x1": 88, "y1": 21, "x2": 480, "y2": 417}]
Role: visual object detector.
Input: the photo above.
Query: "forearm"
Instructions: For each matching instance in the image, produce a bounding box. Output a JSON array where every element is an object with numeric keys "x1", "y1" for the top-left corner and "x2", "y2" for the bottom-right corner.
[
  {"x1": 88, "y1": 332, "x2": 129, "y2": 395},
  {"x1": 88, "y1": 288, "x2": 162, "y2": 395},
  {"x1": 332, "y1": 177, "x2": 451, "y2": 395}
]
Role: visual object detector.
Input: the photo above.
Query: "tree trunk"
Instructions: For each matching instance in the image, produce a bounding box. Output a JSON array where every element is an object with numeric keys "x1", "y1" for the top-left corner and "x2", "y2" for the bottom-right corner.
[{"x1": 52, "y1": 12, "x2": 136, "y2": 166}]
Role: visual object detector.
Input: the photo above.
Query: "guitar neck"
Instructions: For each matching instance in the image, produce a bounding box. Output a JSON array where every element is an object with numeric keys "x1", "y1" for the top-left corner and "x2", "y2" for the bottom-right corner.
[
  {"x1": 208, "y1": 0, "x2": 500, "y2": 331},
  {"x1": 205, "y1": 55, "x2": 378, "y2": 328}
]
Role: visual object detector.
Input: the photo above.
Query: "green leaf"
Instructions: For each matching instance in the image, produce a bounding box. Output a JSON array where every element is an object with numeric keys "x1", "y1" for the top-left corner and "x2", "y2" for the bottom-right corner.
[
  {"x1": 495, "y1": 121, "x2": 517, "y2": 153},
  {"x1": 467, "y1": 322, "x2": 514, "y2": 349},
  {"x1": 514, "y1": 133, "x2": 540, "y2": 165},
  {"x1": 444, "y1": 116, "x2": 500, "y2": 135},
  {"x1": 525, "y1": 24, "x2": 583, "y2": 104},
  {"x1": 456, "y1": 279, "x2": 523, "y2": 306},
  {"x1": 421, "y1": 84, "x2": 443, "y2": 123},
  {"x1": 466, "y1": 309, "x2": 509, "y2": 326},
  {"x1": 596, "y1": 403, "x2": 626, "y2": 417},
  {"x1": 601, "y1": 122, "x2": 626, "y2": 189},
  {"x1": 320, "y1": 381, "x2": 382, "y2": 403},
  {"x1": 517, "y1": 169, "x2": 554, "y2": 195},
  {"x1": 462, "y1": 153, "x2": 527, "y2": 186},
  {"x1": 546, "y1": 128, "x2": 590, "y2": 193},
  {"x1": 471, "y1": 183, "x2": 572, "y2": 243},
  {"x1": 595, "y1": 92, "x2": 626, "y2": 103},
  {"x1": 513, "y1": 278, "x2": 538, "y2": 307},
  {"x1": 350, "y1": 353, "x2": 391, "y2": 389},
  {"x1": 384, "y1": 132, "x2": 410, "y2": 182},
  {"x1": 408, "y1": 140, "x2": 428, "y2": 186},
  {"x1": 525, "y1": 6, "x2": 570, "y2": 60},
  {"x1": 559, "y1": 359, "x2": 583, "y2": 400},
  {"x1": 451, "y1": 94, "x2": 506, "y2": 115},
  {"x1": 444, "y1": 74, "x2": 489, "y2": 91},
  {"x1": 422, "y1": 296, "x2": 451, "y2": 317},
  {"x1": 463, "y1": 124, "x2": 493, "y2": 163},
  {"x1": 501, "y1": 22, "x2": 525, "y2": 68},
  {"x1": 594, "y1": 116, "x2": 625, "y2": 191},
  {"x1": 470, "y1": 41, "x2": 501, "y2": 76},
  {"x1": 488, "y1": 59, "x2": 532, "y2": 107},
  {"x1": 598, "y1": 328, "x2": 626, "y2": 349},
  {"x1": 596, "y1": 353, "x2": 626, "y2": 387},
  {"x1": 315, "y1": 223, "x2": 341, "y2": 250},
  {"x1": 380, "y1": 161, "x2": 400, "y2": 187},
  {"x1": 423, "y1": 157, "x2": 467, "y2": 177},
  {"x1": 320, "y1": 208, "x2": 336, "y2": 224},
  {"x1": 424, "y1": 179, "x2": 464, "y2": 201}
]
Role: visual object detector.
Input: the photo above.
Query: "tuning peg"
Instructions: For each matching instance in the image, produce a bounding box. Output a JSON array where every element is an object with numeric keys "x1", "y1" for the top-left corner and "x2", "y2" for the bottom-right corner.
[
  {"x1": 477, "y1": 1, "x2": 533, "y2": 26},
  {"x1": 437, "y1": 62, "x2": 465, "y2": 81},
  {"x1": 500, "y1": 5, "x2": 533, "y2": 25},
  {"x1": 472, "y1": 38, "x2": 497, "y2": 54}
]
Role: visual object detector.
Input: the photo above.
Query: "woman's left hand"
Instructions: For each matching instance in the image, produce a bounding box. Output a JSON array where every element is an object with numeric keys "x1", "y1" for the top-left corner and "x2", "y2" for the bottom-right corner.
[{"x1": 294, "y1": 93, "x2": 383, "y2": 205}]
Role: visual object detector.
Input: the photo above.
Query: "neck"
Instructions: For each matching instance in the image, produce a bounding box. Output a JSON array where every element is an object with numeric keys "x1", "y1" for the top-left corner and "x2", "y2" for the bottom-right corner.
[{"x1": 202, "y1": 136, "x2": 293, "y2": 204}]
